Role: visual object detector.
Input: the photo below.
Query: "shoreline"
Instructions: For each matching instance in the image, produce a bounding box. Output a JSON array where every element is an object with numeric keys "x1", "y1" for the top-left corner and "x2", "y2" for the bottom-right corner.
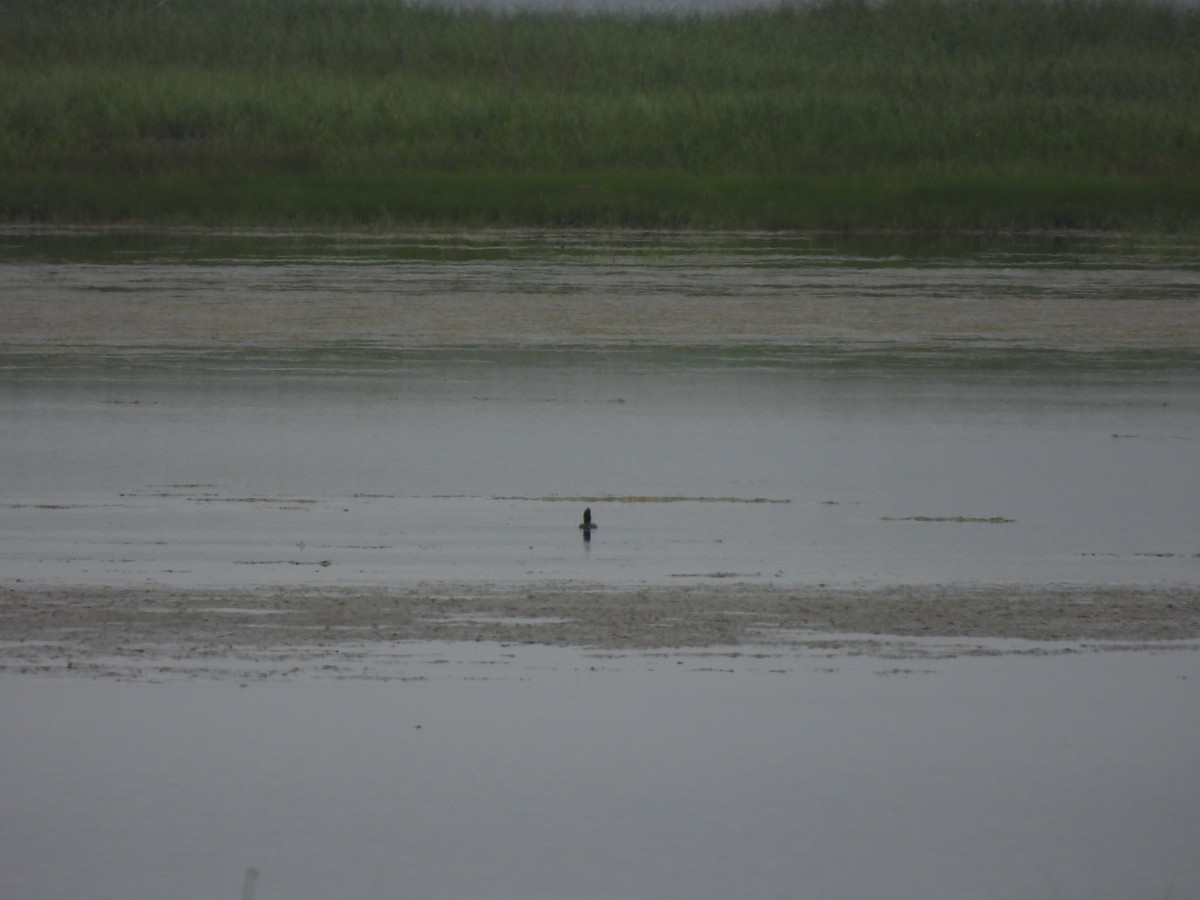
[{"x1": 5, "y1": 171, "x2": 1199, "y2": 233}]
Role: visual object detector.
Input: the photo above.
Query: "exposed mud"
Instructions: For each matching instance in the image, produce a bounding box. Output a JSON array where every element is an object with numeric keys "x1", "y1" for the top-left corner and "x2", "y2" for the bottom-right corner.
[{"x1": 3, "y1": 582, "x2": 1198, "y2": 681}]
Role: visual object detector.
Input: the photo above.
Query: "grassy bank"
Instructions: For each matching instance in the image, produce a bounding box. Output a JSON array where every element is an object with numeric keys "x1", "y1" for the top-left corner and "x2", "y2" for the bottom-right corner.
[{"x1": 2, "y1": 0, "x2": 1199, "y2": 229}]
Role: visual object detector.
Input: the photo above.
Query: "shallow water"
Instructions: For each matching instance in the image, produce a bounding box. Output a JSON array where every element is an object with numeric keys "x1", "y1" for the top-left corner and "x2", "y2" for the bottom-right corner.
[
  {"x1": 2, "y1": 228, "x2": 1199, "y2": 589},
  {"x1": 3, "y1": 229, "x2": 1200, "y2": 900},
  {"x1": 4, "y1": 647, "x2": 1199, "y2": 900}
]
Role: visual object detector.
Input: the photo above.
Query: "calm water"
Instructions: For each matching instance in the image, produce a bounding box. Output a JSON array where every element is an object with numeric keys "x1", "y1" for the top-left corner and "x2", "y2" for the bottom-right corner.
[
  {"x1": 2, "y1": 228, "x2": 1199, "y2": 588},
  {"x1": 4, "y1": 229, "x2": 1200, "y2": 900}
]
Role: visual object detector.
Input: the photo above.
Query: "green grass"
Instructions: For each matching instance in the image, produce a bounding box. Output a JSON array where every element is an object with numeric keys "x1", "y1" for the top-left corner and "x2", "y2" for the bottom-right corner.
[{"x1": 2, "y1": 0, "x2": 1199, "y2": 229}]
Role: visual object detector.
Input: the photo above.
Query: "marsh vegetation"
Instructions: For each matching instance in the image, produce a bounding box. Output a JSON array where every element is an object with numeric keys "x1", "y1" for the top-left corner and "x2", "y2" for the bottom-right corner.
[{"x1": 2, "y1": 0, "x2": 1198, "y2": 227}]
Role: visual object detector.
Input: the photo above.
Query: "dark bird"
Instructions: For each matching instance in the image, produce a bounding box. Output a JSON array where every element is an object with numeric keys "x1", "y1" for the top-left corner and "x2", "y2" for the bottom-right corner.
[{"x1": 579, "y1": 507, "x2": 597, "y2": 531}]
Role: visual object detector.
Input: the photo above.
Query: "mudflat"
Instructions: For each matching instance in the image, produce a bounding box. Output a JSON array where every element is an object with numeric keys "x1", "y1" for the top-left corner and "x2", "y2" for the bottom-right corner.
[{"x1": 4, "y1": 582, "x2": 1199, "y2": 683}]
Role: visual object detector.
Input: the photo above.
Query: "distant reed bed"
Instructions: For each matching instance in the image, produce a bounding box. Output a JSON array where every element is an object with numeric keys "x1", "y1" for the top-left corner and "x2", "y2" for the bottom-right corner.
[{"x1": 2, "y1": 0, "x2": 1198, "y2": 229}]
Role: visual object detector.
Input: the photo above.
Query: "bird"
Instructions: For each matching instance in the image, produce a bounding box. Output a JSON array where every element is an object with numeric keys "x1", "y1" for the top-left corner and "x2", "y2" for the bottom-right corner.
[{"x1": 579, "y1": 507, "x2": 597, "y2": 531}]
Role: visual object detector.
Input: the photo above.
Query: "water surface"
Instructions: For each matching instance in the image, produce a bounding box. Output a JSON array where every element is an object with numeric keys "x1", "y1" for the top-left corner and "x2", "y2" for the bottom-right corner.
[
  {"x1": 4, "y1": 229, "x2": 1200, "y2": 900},
  {"x1": 2, "y1": 228, "x2": 1198, "y2": 588}
]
